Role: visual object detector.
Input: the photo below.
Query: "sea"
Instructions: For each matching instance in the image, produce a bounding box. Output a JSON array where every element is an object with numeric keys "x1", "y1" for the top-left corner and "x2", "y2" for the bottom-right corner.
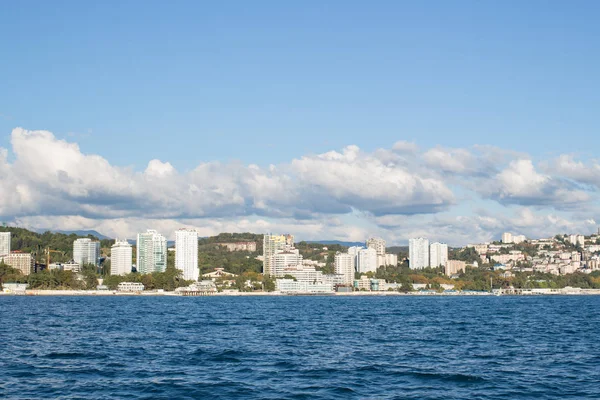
[{"x1": 1, "y1": 296, "x2": 599, "y2": 399}]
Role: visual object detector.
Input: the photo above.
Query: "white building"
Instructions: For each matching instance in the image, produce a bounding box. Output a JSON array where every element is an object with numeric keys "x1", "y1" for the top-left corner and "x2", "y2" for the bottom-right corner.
[
  {"x1": 73, "y1": 238, "x2": 101, "y2": 267},
  {"x1": 273, "y1": 249, "x2": 303, "y2": 277},
  {"x1": 262, "y1": 234, "x2": 289, "y2": 275},
  {"x1": 275, "y1": 279, "x2": 333, "y2": 293},
  {"x1": 377, "y1": 253, "x2": 398, "y2": 267},
  {"x1": 430, "y1": 242, "x2": 448, "y2": 268},
  {"x1": 356, "y1": 247, "x2": 378, "y2": 274},
  {"x1": 568, "y1": 234, "x2": 585, "y2": 247},
  {"x1": 502, "y1": 232, "x2": 513, "y2": 244},
  {"x1": 513, "y1": 235, "x2": 527, "y2": 244},
  {"x1": 175, "y1": 229, "x2": 199, "y2": 281},
  {"x1": 111, "y1": 240, "x2": 132, "y2": 276},
  {"x1": 409, "y1": 237, "x2": 429, "y2": 269},
  {"x1": 136, "y1": 230, "x2": 167, "y2": 274},
  {"x1": 0, "y1": 232, "x2": 11, "y2": 257},
  {"x1": 334, "y1": 252, "x2": 355, "y2": 285},
  {"x1": 117, "y1": 282, "x2": 145, "y2": 292},
  {"x1": 366, "y1": 237, "x2": 386, "y2": 256},
  {"x1": 49, "y1": 262, "x2": 81, "y2": 273}
]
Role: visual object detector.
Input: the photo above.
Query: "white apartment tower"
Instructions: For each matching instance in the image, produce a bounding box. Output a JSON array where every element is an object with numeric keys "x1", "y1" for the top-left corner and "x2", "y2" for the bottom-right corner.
[
  {"x1": 334, "y1": 253, "x2": 355, "y2": 285},
  {"x1": 262, "y1": 234, "x2": 289, "y2": 275},
  {"x1": 430, "y1": 242, "x2": 448, "y2": 268},
  {"x1": 136, "y1": 230, "x2": 167, "y2": 274},
  {"x1": 175, "y1": 229, "x2": 199, "y2": 281},
  {"x1": 73, "y1": 238, "x2": 101, "y2": 267},
  {"x1": 366, "y1": 237, "x2": 386, "y2": 256},
  {"x1": 409, "y1": 237, "x2": 429, "y2": 269},
  {"x1": 110, "y1": 240, "x2": 132, "y2": 276},
  {"x1": 502, "y1": 232, "x2": 513, "y2": 244},
  {"x1": 0, "y1": 232, "x2": 10, "y2": 257},
  {"x1": 357, "y1": 247, "x2": 378, "y2": 274},
  {"x1": 273, "y1": 249, "x2": 303, "y2": 277}
]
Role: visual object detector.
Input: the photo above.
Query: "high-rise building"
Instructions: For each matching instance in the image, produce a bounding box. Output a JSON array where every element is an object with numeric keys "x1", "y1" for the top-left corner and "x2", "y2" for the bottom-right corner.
[
  {"x1": 357, "y1": 247, "x2": 378, "y2": 273},
  {"x1": 73, "y1": 238, "x2": 101, "y2": 267},
  {"x1": 175, "y1": 229, "x2": 199, "y2": 281},
  {"x1": 110, "y1": 240, "x2": 132, "y2": 276},
  {"x1": 430, "y1": 242, "x2": 448, "y2": 268},
  {"x1": 0, "y1": 232, "x2": 10, "y2": 257},
  {"x1": 273, "y1": 248, "x2": 302, "y2": 276},
  {"x1": 334, "y1": 253, "x2": 355, "y2": 285},
  {"x1": 409, "y1": 238, "x2": 429, "y2": 269},
  {"x1": 502, "y1": 232, "x2": 513, "y2": 244},
  {"x1": 366, "y1": 237, "x2": 386, "y2": 256},
  {"x1": 136, "y1": 230, "x2": 167, "y2": 274},
  {"x1": 262, "y1": 234, "x2": 289, "y2": 275}
]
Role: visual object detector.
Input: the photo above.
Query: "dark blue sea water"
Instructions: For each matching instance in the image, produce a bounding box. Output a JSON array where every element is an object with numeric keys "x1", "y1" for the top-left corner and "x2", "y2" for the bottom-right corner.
[{"x1": 1, "y1": 296, "x2": 600, "y2": 399}]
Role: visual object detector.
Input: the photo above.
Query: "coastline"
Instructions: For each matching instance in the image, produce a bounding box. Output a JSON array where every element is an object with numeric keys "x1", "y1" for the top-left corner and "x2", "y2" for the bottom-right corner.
[{"x1": 2, "y1": 289, "x2": 600, "y2": 297}]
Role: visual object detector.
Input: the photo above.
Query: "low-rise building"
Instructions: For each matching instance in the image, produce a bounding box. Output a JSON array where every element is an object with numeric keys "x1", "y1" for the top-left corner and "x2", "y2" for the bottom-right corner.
[
  {"x1": 218, "y1": 242, "x2": 257, "y2": 252},
  {"x1": 275, "y1": 279, "x2": 333, "y2": 293},
  {"x1": 117, "y1": 282, "x2": 145, "y2": 292},
  {"x1": 1, "y1": 252, "x2": 34, "y2": 275},
  {"x1": 446, "y1": 260, "x2": 466, "y2": 276}
]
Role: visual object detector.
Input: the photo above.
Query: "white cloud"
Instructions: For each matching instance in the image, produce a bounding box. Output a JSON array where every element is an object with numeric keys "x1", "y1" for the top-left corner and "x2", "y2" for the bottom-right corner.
[{"x1": 3, "y1": 127, "x2": 600, "y2": 244}]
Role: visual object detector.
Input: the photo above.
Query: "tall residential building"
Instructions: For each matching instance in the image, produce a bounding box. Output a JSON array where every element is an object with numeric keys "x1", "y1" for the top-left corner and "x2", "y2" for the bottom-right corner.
[
  {"x1": 366, "y1": 237, "x2": 386, "y2": 256},
  {"x1": 409, "y1": 238, "x2": 429, "y2": 269},
  {"x1": 262, "y1": 234, "x2": 289, "y2": 275},
  {"x1": 273, "y1": 248, "x2": 303, "y2": 276},
  {"x1": 357, "y1": 247, "x2": 378, "y2": 274},
  {"x1": 111, "y1": 240, "x2": 132, "y2": 276},
  {"x1": 334, "y1": 253, "x2": 355, "y2": 285},
  {"x1": 73, "y1": 238, "x2": 101, "y2": 267},
  {"x1": 175, "y1": 229, "x2": 199, "y2": 281},
  {"x1": 0, "y1": 232, "x2": 10, "y2": 257},
  {"x1": 430, "y1": 242, "x2": 448, "y2": 268},
  {"x1": 568, "y1": 234, "x2": 585, "y2": 247},
  {"x1": 136, "y1": 230, "x2": 167, "y2": 274},
  {"x1": 2, "y1": 251, "x2": 33, "y2": 275},
  {"x1": 501, "y1": 232, "x2": 513, "y2": 244}
]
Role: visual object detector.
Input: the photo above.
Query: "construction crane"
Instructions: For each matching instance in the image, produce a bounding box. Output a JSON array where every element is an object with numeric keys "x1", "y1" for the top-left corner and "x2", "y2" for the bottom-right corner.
[{"x1": 46, "y1": 247, "x2": 65, "y2": 270}]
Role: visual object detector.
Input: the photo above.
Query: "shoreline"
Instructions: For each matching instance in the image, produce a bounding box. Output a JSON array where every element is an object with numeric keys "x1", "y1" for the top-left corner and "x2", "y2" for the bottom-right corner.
[{"x1": 2, "y1": 289, "x2": 600, "y2": 297}]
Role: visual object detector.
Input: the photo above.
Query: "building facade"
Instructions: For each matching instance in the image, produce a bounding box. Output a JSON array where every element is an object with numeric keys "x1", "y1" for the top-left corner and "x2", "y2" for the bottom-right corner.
[
  {"x1": 357, "y1": 247, "x2": 378, "y2": 273},
  {"x1": 73, "y1": 238, "x2": 101, "y2": 267},
  {"x1": 273, "y1": 249, "x2": 302, "y2": 277},
  {"x1": 446, "y1": 260, "x2": 466, "y2": 276},
  {"x1": 136, "y1": 230, "x2": 167, "y2": 274},
  {"x1": 0, "y1": 232, "x2": 11, "y2": 257},
  {"x1": 430, "y1": 242, "x2": 448, "y2": 268},
  {"x1": 111, "y1": 240, "x2": 132, "y2": 276},
  {"x1": 334, "y1": 252, "x2": 355, "y2": 285},
  {"x1": 409, "y1": 237, "x2": 429, "y2": 269},
  {"x1": 262, "y1": 234, "x2": 289, "y2": 275},
  {"x1": 175, "y1": 229, "x2": 199, "y2": 281},
  {"x1": 366, "y1": 237, "x2": 386, "y2": 256},
  {"x1": 219, "y1": 242, "x2": 257, "y2": 252},
  {"x1": 2, "y1": 251, "x2": 33, "y2": 275}
]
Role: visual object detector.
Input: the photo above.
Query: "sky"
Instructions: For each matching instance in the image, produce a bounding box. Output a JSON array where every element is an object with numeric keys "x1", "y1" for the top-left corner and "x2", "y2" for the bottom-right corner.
[{"x1": 1, "y1": 1, "x2": 600, "y2": 244}]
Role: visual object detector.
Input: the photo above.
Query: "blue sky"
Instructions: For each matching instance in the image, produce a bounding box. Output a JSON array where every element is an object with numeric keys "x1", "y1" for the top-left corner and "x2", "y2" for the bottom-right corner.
[{"x1": 1, "y1": 1, "x2": 600, "y2": 243}]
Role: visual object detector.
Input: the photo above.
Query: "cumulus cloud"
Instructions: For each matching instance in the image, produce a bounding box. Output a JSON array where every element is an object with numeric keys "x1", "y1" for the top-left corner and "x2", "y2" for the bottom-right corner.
[
  {"x1": 483, "y1": 159, "x2": 590, "y2": 208},
  {"x1": 3, "y1": 127, "x2": 600, "y2": 243}
]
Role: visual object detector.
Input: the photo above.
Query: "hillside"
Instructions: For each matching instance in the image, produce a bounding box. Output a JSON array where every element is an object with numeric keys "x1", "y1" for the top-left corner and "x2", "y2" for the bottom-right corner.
[{"x1": 0, "y1": 226, "x2": 106, "y2": 263}]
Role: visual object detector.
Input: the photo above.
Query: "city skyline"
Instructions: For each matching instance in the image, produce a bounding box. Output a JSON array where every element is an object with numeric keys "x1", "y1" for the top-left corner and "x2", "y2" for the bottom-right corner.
[{"x1": 2, "y1": 3, "x2": 600, "y2": 246}]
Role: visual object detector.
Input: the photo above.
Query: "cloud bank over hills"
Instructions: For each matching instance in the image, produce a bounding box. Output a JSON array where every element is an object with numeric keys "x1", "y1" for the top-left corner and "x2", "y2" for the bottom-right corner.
[{"x1": 1, "y1": 128, "x2": 597, "y2": 245}]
